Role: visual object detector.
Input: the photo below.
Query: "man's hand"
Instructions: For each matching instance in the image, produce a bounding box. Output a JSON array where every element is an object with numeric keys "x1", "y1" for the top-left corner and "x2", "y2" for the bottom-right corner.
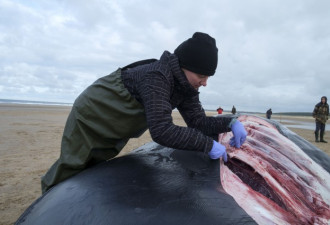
[
  {"x1": 230, "y1": 120, "x2": 247, "y2": 148},
  {"x1": 209, "y1": 140, "x2": 227, "y2": 162}
]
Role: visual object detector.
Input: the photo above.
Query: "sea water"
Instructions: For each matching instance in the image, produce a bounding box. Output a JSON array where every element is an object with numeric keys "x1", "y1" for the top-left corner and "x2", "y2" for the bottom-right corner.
[
  {"x1": 0, "y1": 99, "x2": 72, "y2": 106},
  {"x1": 274, "y1": 119, "x2": 330, "y2": 131}
]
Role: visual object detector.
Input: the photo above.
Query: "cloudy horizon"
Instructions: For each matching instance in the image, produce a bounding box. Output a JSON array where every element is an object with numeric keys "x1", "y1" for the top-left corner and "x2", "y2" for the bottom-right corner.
[{"x1": 1, "y1": 0, "x2": 329, "y2": 113}]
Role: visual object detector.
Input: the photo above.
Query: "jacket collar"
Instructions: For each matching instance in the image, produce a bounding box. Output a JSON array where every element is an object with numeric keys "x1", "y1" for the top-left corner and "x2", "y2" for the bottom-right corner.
[{"x1": 160, "y1": 51, "x2": 199, "y2": 97}]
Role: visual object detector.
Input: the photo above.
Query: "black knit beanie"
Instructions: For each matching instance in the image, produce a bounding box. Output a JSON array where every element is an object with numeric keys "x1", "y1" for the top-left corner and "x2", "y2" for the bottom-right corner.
[{"x1": 174, "y1": 32, "x2": 218, "y2": 76}]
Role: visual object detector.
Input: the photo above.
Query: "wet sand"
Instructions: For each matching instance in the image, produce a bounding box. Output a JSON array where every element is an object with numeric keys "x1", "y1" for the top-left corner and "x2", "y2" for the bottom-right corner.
[{"x1": 0, "y1": 104, "x2": 329, "y2": 225}]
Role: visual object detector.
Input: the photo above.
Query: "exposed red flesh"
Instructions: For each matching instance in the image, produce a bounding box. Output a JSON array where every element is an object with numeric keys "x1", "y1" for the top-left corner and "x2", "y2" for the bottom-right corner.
[{"x1": 219, "y1": 115, "x2": 330, "y2": 224}]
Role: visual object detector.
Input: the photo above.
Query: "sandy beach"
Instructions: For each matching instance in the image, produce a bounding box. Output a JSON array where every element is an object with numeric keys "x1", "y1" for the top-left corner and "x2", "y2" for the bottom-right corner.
[{"x1": 0, "y1": 104, "x2": 329, "y2": 225}]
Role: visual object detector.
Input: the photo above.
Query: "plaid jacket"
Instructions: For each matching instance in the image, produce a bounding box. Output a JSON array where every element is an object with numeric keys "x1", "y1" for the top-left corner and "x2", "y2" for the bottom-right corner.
[
  {"x1": 121, "y1": 51, "x2": 232, "y2": 153},
  {"x1": 313, "y1": 102, "x2": 329, "y2": 124}
]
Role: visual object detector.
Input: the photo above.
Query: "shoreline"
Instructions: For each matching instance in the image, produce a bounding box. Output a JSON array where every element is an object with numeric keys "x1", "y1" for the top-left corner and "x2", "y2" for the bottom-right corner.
[{"x1": 0, "y1": 104, "x2": 329, "y2": 225}]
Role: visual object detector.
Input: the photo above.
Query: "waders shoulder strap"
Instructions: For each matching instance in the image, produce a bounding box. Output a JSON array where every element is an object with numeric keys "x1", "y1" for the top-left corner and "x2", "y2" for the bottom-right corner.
[{"x1": 122, "y1": 59, "x2": 157, "y2": 70}]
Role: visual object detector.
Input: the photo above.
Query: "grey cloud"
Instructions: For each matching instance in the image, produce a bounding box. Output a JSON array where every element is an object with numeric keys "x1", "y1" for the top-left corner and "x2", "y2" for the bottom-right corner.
[{"x1": 0, "y1": 0, "x2": 329, "y2": 112}]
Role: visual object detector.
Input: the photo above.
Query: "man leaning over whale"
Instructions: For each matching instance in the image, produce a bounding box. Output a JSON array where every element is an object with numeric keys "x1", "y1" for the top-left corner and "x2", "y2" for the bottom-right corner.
[{"x1": 41, "y1": 32, "x2": 247, "y2": 193}]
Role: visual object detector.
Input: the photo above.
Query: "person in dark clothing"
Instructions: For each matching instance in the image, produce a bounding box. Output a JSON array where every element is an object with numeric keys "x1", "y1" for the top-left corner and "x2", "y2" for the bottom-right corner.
[
  {"x1": 41, "y1": 32, "x2": 247, "y2": 193},
  {"x1": 313, "y1": 96, "x2": 329, "y2": 143},
  {"x1": 232, "y1": 105, "x2": 236, "y2": 115},
  {"x1": 266, "y1": 108, "x2": 272, "y2": 119}
]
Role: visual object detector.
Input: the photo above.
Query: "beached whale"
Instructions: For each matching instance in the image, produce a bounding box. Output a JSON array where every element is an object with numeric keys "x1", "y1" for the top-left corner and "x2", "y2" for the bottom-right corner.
[{"x1": 15, "y1": 115, "x2": 330, "y2": 225}]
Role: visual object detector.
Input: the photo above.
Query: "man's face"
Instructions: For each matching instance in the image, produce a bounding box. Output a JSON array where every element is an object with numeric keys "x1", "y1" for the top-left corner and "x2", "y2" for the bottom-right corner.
[
  {"x1": 182, "y1": 68, "x2": 209, "y2": 90},
  {"x1": 322, "y1": 98, "x2": 326, "y2": 103}
]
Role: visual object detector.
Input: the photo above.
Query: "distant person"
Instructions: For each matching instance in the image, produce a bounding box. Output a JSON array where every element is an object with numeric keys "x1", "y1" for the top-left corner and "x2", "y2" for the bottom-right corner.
[
  {"x1": 41, "y1": 32, "x2": 247, "y2": 193},
  {"x1": 313, "y1": 96, "x2": 329, "y2": 143},
  {"x1": 266, "y1": 108, "x2": 272, "y2": 119},
  {"x1": 232, "y1": 105, "x2": 236, "y2": 115},
  {"x1": 217, "y1": 106, "x2": 223, "y2": 114}
]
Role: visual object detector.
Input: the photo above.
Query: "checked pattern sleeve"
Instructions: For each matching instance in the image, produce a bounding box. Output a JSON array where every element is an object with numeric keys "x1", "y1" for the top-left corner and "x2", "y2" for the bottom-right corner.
[
  {"x1": 177, "y1": 95, "x2": 233, "y2": 136},
  {"x1": 139, "y1": 71, "x2": 214, "y2": 153}
]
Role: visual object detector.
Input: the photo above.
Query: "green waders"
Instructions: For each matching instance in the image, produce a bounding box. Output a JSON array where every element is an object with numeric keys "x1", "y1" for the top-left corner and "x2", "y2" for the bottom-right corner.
[{"x1": 41, "y1": 69, "x2": 147, "y2": 193}]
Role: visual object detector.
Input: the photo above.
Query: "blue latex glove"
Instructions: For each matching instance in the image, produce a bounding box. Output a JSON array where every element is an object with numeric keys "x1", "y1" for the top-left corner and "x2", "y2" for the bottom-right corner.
[
  {"x1": 209, "y1": 140, "x2": 228, "y2": 162},
  {"x1": 230, "y1": 120, "x2": 247, "y2": 148}
]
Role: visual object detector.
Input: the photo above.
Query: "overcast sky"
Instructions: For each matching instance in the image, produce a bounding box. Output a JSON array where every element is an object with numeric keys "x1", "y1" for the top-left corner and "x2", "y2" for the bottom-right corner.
[{"x1": 1, "y1": 0, "x2": 329, "y2": 112}]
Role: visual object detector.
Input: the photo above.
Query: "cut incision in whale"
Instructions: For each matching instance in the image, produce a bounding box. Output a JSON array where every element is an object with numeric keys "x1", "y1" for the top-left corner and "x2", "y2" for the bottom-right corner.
[{"x1": 220, "y1": 115, "x2": 330, "y2": 225}]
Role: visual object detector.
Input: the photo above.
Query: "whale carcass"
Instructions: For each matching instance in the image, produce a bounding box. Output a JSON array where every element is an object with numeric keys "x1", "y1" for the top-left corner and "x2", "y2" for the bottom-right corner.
[
  {"x1": 15, "y1": 115, "x2": 330, "y2": 225},
  {"x1": 220, "y1": 115, "x2": 330, "y2": 224}
]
